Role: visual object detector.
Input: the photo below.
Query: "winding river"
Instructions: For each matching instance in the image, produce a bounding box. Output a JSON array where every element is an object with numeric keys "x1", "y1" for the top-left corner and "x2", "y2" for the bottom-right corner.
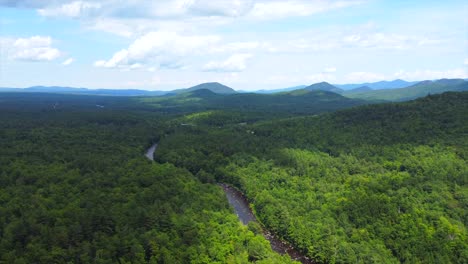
[
  {"x1": 221, "y1": 184, "x2": 313, "y2": 264},
  {"x1": 145, "y1": 143, "x2": 158, "y2": 161},
  {"x1": 145, "y1": 144, "x2": 312, "y2": 264}
]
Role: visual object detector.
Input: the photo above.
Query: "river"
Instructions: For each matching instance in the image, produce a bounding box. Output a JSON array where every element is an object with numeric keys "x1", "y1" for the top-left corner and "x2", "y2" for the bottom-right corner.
[
  {"x1": 145, "y1": 143, "x2": 158, "y2": 161},
  {"x1": 145, "y1": 144, "x2": 312, "y2": 263},
  {"x1": 221, "y1": 184, "x2": 313, "y2": 264}
]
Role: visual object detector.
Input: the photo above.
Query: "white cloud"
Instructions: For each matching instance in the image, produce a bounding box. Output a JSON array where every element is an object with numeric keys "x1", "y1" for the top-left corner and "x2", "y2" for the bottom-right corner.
[
  {"x1": 249, "y1": 0, "x2": 362, "y2": 19},
  {"x1": 38, "y1": 1, "x2": 101, "y2": 18},
  {"x1": 5, "y1": 36, "x2": 62, "y2": 61},
  {"x1": 62, "y1": 57, "x2": 74, "y2": 65},
  {"x1": 94, "y1": 31, "x2": 220, "y2": 69},
  {"x1": 187, "y1": 0, "x2": 254, "y2": 17},
  {"x1": 464, "y1": 58, "x2": 468, "y2": 65},
  {"x1": 30, "y1": 0, "x2": 360, "y2": 20},
  {"x1": 0, "y1": 0, "x2": 65, "y2": 8},
  {"x1": 323, "y1": 67, "x2": 336, "y2": 73},
  {"x1": 345, "y1": 71, "x2": 386, "y2": 83},
  {"x1": 393, "y1": 68, "x2": 468, "y2": 81},
  {"x1": 203, "y1": 53, "x2": 252, "y2": 72}
]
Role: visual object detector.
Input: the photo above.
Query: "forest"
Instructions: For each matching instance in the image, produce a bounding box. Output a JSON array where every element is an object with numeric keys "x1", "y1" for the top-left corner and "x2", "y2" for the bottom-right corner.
[
  {"x1": 0, "y1": 94, "x2": 295, "y2": 263},
  {"x1": 155, "y1": 92, "x2": 468, "y2": 263},
  {"x1": 0, "y1": 91, "x2": 467, "y2": 263}
]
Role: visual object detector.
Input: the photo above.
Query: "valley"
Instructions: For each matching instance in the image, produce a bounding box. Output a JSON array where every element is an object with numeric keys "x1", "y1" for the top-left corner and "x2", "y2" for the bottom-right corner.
[
  {"x1": 1, "y1": 87, "x2": 465, "y2": 263},
  {"x1": 3, "y1": 1, "x2": 466, "y2": 263}
]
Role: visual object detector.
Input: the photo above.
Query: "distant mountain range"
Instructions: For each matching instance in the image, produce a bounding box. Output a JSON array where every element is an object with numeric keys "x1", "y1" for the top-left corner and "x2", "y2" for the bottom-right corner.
[
  {"x1": 0, "y1": 86, "x2": 167, "y2": 96},
  {"x1": 0, "y1": 82, "x2": 236, "y2": 97},
  {"x1": 334, "y1": 79, "x2": 419, "y2": 90},
  {"x1": 1, "y1": 79, "x2": 466, "y2": 102},
  {"x1": 144, "y1": 88, "x2": 367, "y2": 115},
  {"x1": 347, "y1": 86, "x2": 373, "y2": 93},
  {"x1": 256, "y1": 79, "x2": 419, "y2": 94},
  {"x1": 343, "y1": 78, "x2": 468, "y2": 101},
  {"x1": 253, "y1": 85, "x2": 307, "y2": 94}
]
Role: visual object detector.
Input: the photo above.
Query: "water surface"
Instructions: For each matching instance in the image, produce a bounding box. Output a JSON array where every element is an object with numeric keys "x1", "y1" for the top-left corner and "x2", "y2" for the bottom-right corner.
[
  {"x1": 221, "y1": 184, "x2": 313, "y2": 264},
  {"x1": 145, "y1": 143, "x2": 158, "y2": 161}
]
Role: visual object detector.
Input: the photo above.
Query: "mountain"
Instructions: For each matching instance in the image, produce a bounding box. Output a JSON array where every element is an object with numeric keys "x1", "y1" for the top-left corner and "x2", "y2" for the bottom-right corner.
[
  {"x1": 26, "y1": 86, "x2": 89, "y2": 93},
  {"x1": 174, "y1": 82, "x2": 237, "y2": 94},
  {"x1": 143, "y1": 87, "x2": 366, "y2": 115},
  {"x1": 346, "y1": 86, "x2": 373, "y2": 93},
  {"x1": 335, "y1": 79, "x2": 419, "y2": 90},
  {"x1": 344, "y1": 78, "x2": 468, "y2": 101},
  {"x1": 304, "y1": 82, "x2": 343, "y2": 93},
  {"x1": 254, "y1": 85, "x2": 308, "y2": 94},
  {"x1": 185, "y1": 88, "x2": 219, "y2": 98},
  {"x1": 0, "y1": 86, "x2": 168, "y2": 96}
]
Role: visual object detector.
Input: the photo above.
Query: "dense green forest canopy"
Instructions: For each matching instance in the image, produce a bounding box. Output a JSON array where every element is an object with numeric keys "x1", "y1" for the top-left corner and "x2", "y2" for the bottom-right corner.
[
  {"x1": 156, "y1": 92, "x2": 468, "y2": 263},
  {"x1": 0, "y1": 93, "x2": 295, "y2": 263},
  {"x1": 1, "y1": 91, "x2": 467, "y2": 263},
  {"x1": 139, "y1": 89, "x2": 368, "y2": 116}
]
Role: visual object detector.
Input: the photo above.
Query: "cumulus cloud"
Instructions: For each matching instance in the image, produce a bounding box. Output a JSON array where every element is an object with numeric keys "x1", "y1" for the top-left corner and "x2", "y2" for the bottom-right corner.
[
  {"x1": 25, "y1": 0, "x2": 361, "y2": 19},
  {"x1": 249, "y1": 0, "x2": 362, "y2": 19},
  {"x1": 38, "y1": 1, "x2": 101, "y2": 18},
  {"x1": 203, "y1": 53, "x2": 252, "y2": 72},
  {"x1": 187, "y1": 0, "x2": 254, "y2": 17},
  {"x1": 94, "y1": 31, "x2": 220, "y2": 69},
  {"x1": 3, "y1": 36, "x2": 62, "y2": 61},
  {"x1": 62, "y1": 57, "x2": 74, "y2": 65},
  {"x1": 0, "y1": 0, "x2": 68, "y2": 8}
]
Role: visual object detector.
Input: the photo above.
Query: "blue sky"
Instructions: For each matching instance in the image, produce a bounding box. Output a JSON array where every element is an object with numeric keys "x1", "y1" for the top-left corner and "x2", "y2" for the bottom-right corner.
[{"x1": 0, "y1": 0, "x2": 467, "y2": 90}]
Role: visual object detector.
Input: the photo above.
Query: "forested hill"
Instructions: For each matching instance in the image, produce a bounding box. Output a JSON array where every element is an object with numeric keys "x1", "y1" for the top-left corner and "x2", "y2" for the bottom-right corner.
[
  {"x1": 156, "y1": 92, "x2": 468, "y2": 263},
  {"x1": 140, "y1": 89, "x2": 367, "y2": 115},
  {"x1": 344, "y1": 79, "x2": 468, "y2": 101},
  {"x1": 254, "y1": 91, "x2": 467, "y2": 152},
  {"x1": 0, "y1": 95, "x2": 296, "y2": 263}
]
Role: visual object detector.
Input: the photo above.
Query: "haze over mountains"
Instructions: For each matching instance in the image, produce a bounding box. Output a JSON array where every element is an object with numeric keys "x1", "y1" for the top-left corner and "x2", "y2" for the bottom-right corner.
[
  {"x1": 1, "y1": 79, "x2": 467, "y2": 103},
  {"x1": 335, "y1": 79, "x2": 419, "y2": 90}
]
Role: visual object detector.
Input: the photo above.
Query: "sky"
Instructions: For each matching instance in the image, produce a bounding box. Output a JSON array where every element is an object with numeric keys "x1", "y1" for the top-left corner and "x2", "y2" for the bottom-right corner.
[{"x1": 0, "y1": 0, "x2": 467, "y2": 91}]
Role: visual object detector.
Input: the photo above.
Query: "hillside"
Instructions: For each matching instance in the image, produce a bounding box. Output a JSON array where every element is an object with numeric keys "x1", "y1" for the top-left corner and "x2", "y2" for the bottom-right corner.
[
  {"x1": 155, "y1": 92, "x2": 468, "y2": 263},
  {"x1": 347, "y1": 85, "x2": 373, "y2": 93},
  {"x1": 344, "y1": 79, "x2": 467, "y2": 101},
  {"x1": 174, "y1": 82, "x2": 237, "y2": 94},
  {"x1": 140, "y1": 88, "x2": 367, "y2": 116},
  {"x1": 0, "y1": 94, "x2": 294, "y2": 264},
  {"x1": 304, "y1": 82, "x2": 343, "y2": 93}
]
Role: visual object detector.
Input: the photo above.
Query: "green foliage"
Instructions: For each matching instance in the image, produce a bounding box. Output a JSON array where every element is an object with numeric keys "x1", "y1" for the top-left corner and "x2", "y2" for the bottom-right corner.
[
  {"x1": 2, "y1": 90, "x2": 466, "y2": 263},
  {"x1": 157, "y1": 92, "x2": 468, "y2": 263},
  {"x1": 0, "y1": 95, "x2": 295, "y2": 263},
  {"x1": 139, "y1": 89, "x2": 367, "y2": 116}
]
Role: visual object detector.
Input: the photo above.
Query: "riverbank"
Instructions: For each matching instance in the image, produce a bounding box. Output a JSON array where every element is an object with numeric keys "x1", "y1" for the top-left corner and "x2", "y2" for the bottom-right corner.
[
  {"x1": 221, "y1": 184, "x2": 313, "y2": 264},
  {"x1": 145, "y1": 144, "x2": 312, "y2": 263}
]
